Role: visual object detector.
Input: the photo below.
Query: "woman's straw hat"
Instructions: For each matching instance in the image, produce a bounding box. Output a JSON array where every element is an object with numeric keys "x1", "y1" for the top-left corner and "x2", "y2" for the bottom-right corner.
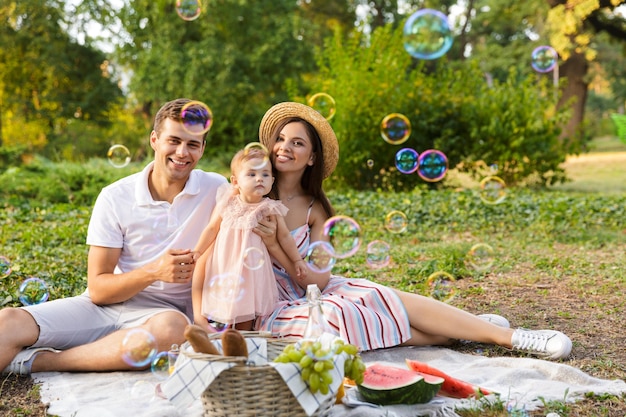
[{"x1": 259, "y1": 102, "x2": 339, "y2": 179}]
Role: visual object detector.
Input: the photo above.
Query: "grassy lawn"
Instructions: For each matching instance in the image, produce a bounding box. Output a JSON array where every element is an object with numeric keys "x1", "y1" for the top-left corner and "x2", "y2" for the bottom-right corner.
[{"x1": 1, "y1": 136, "x2": 625, "y2": 416}]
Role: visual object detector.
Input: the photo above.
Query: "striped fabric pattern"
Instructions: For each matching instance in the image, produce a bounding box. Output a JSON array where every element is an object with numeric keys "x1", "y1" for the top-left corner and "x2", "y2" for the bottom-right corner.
[{"x1": 255, "y1": 224, "x2": 412, "y2": 351}]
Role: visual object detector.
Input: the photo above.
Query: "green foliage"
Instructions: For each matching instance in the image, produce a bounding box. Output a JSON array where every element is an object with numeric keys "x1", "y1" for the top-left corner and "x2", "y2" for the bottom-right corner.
[
  {"x1": 301, "y1": 23, "x2": 569, "y2": 190},
  {"x1": 0, "y1": 203, "x2": 91, "y2": 306},
  {"x1": 0, "y1": 0, "x2": 123, "y2": 155},
  {"x1": 0, "y1": 157, "x2": 138, "y2": 206},
  {"x1": 1, "y1": 163, "x2": 623, "y2": 309},
  {"x1": 104, "y1": 0, "x2": 318, "y2": 154}
]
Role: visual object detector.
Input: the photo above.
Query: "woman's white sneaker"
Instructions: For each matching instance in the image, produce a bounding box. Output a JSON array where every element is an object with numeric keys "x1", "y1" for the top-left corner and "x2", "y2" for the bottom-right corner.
[
  {"x1": 511, "y1": 329, "x2": 572, "y2": 359},
  {"x1": 477, "y1": 313, "x2": 510, "y2": 329}
]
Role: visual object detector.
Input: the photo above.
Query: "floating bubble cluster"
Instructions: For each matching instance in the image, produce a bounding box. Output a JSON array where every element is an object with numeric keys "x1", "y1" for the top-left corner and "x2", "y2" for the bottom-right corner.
[
  {"x1": 366, "y1": 240, "x2": 391, "y2": 269},
  {"x1": 480, "y1": 176, "x2": 507, "y2": 205},
  {"x1": 180, "y1": 100, "x2": 212, "y2": 135},
  {"x1": 531, "y1": 45, "x2": 558, "y2": 73},
  {"x1": 380, "y1": 113, "x2": 411, "y2": 145},
  {"x1": 306, "y1": 241, "x2": 336, "y2": 273},
  {"x1": 150, "y1": 351, "x2": 170, "y2": 380},
  {"x1": 107, "y1": 144, "x2": 131, "y2": 168},
  {"x1": 466, "y1": 243, "x2": 495, "y2": 272},
  {"x1": 395, "y1": 148, "x2": 419, "y2": 174},
  {"x1": 427, "y1": 271, "x2": 456, "y2": 302},
  {"x1": 384, "y1": 210, "x2": 408, "y2": 234},
  {"x1": 322, "y1": 215, "x2": 362, "y2": 258},
  {"x1": 243, "y1": 141, "x2": 270, "y2": 170},
  {"x1": 176, "y1": 0, "x2": 202, "y2": 21},
  {"x1": 18, "y1": 277, "x2": 49, "y2": 305},
  {"x1": 0, "y1": 256, "x2": 12, "y2": 279},
  {"x1": 417, "y1": 149, "x2": 448, "y2": 182},
  {"x1": 308, "y1": 93, "x2": 336, "y2": 120},
  {"x1": 242, "y1": 247, "x2": 265, "y2": 270},
  {"x1": 403, "y1": 9, "x2": 453, "y2": 60},
  {"x1": 121, "y1": 328, "x2": 158, "y2": 368}
]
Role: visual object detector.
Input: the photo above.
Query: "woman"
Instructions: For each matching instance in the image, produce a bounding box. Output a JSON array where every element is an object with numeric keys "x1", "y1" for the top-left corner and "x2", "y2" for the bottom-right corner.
[{"x1": 253, "y1": 102, "x2": 571, "y2": 360}]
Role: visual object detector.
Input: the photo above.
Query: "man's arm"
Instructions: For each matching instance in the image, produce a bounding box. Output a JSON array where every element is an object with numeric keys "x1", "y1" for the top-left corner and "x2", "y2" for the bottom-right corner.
[{"x1": 87, "y1": 246, "x2": 196, "y2": 305}]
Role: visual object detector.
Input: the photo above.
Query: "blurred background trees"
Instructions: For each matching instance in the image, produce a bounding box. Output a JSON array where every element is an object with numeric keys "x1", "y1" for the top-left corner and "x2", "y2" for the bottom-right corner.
[{"x1": 1, "y1": 0, "x2": 625, "y2": 189}]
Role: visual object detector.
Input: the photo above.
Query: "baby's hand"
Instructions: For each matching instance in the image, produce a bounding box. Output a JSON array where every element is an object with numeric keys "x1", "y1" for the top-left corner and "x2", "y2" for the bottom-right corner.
[{"x1": 295, "y1": 260, "x2": 308, "y2": 280}]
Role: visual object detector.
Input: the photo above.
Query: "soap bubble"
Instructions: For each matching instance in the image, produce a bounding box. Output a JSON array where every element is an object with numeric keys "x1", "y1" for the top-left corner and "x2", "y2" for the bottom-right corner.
[
  {"x1": 306, "y1": 241, "x2": 336, "y2": 273},
  {"x1": 176, "y1": 0, "x2": 202, "y2": 21},
  {"x1": 130, "y1": 380, "x2": 156, "y2": 399},
  {"x1": 465, "y1": 243, "x2": 495, "y2": 272},
  {"x1": 180, "y1": 100, "x2": 212, "y2": 135},
  {"x1": 417, "y1": 149, "x2": 448, "y2": 182},
  {"x1": 107, "y1": 144, "x2": 131, "y2": 168},
  {"x1": 384, "y1": 210, "x2": 408, "y2": 234},
  {"x1": 479, "y1": 176, "x2": 507, "y2": 205},
  {"x1": 427, "y1": 271, "x2": 456, "y2": 302},
  {"x1": 242, "y1": 247, "x2": 265, "y2": 270},
  {"x1": 366, "y1": 240, "x2": 391, "y2": 269},
  {"x1": 121, "y1": 328, "x2": 158, "y2": 368},
  {"x1": 0, "y1": 256, "x2": 12, "y2": 279},
  {"x1": 531, "y1": 45, "x2": 558, "y2": 73},
  {"x1": 308, "y1": 93, "x2": 336, "y2": 120},
  {"x1": 403, "y1": 9, "x2": 453, "y2": 60},
  {"x1": 395, "y1": 148, "x2": 419, "y2": 174},
  {"x1": 205, "y1": 273, "x2": 246, "y2": 306},
  {"x1": 380, "y1": 113, "x2": 411, "y2": 145},
  {"x1": 18, "y1": 277, "x2": 49, "y2": 305},
  {"x1": 322, "y1": 215, "x2": 361, "y2": 258},
  {"x1": 243, "y1": 142, "x2": 270, "y2": 170},
  {"x1": 150, "y1": 351, "x2": 170, "y2": 380}
]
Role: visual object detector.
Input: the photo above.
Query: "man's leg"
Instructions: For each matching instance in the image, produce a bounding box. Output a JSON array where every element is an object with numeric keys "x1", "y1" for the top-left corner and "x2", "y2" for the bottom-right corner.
[
  {"x1": 0, "y1": 307, "x2": 40, "y2": 371},
  {"x1": 30, "y1": 310, "x2": 189, "y2": 372}
]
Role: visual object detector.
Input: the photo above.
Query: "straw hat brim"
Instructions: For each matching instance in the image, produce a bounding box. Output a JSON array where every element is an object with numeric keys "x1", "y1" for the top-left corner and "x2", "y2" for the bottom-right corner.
[{"x1": 259, "y1": 102, "x2": 338, "y2": 179}]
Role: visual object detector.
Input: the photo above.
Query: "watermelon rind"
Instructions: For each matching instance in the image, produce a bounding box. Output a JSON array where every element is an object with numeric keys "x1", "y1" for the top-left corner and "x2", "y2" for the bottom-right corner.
[{"x1": 357, "y1": 362, "x2": 444, "y2": 405}]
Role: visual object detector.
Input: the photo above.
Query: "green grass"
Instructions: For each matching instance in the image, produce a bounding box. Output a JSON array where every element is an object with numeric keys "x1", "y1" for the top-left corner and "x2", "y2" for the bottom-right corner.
[{"x1": 0, "y1": 138, "x2": 625, "y2": 416}]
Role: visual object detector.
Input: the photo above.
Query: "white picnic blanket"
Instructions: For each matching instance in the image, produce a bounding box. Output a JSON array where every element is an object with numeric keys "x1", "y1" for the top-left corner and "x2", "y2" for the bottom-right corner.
[{"x1": 34, "y1": 346, "x2": 626, "y2": 417}]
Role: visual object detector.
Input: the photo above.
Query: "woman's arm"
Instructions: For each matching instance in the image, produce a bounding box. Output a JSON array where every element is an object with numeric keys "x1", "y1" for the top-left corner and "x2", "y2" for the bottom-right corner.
[
  {"x1": 257, "y1": 207, "x2": 331, "y2": 290},
  {"x1": 275, "y1": 215, "x2": 307, "y2": 279}
]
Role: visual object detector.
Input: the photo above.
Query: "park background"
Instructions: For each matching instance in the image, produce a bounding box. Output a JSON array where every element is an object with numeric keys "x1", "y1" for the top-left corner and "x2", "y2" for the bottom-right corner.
[{"x1": 1, "y1": 1, "x2": 626, "y2": 416}]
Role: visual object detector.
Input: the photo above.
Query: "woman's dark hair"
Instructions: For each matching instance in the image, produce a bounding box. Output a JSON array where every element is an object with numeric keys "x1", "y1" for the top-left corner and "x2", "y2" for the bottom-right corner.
[{"x1": 268, "y1": 117, "x2": 335, "y2": 218}]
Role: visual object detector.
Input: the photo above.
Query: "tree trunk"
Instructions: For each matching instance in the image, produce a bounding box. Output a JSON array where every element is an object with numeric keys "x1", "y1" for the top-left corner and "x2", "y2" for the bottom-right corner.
[{"x1": 557, "y1": 50, "x2": 588, "y2": 141}]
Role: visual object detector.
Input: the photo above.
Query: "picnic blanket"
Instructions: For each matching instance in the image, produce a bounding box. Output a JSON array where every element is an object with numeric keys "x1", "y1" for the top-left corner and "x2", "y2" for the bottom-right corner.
[{"x1": 34, "y1": 345, "x2": 626, "y2": 417}]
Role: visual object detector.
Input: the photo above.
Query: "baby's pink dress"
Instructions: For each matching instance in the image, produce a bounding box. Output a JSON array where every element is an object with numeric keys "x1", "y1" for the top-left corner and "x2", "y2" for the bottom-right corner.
[{"x1": 202, "y1": 184, "x2": 284, "y2": 324}]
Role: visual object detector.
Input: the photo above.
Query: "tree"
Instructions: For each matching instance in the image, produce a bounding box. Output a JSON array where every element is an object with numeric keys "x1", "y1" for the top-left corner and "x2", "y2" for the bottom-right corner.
[
  {"x1": 0, "y1": 0, "x2": 123, "y2": 159},
  {"x1": 545, "y1": 0, "x2": 626, "y2": 139},
  {"x1": 81, "y1": 0, "x2": 321, "y2": 153}
]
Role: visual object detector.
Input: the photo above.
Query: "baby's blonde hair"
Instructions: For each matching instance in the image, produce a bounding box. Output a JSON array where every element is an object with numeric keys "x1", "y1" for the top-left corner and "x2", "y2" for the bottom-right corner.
[{"x1": 230, "y1": 146, "x2": 269, "y2": 176}]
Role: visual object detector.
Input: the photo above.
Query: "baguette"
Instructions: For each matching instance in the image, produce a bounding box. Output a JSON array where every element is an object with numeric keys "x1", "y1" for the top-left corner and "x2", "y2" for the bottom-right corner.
[
  {"x1": 221, "y1": 328, "x2": 248, "y2": 357},
  {"x1": 184, "y1": 324, "x2": 220, "y2": 355}
]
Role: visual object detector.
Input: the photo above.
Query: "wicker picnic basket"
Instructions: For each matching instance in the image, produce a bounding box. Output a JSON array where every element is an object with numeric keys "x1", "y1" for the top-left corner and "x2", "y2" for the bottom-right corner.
[{"x1": 182, "y1": 331, "x2": 335, "y2": 417}]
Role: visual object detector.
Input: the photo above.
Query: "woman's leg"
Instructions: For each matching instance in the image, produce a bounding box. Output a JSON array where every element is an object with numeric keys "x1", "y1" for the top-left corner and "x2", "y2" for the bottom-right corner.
[{"x1": 393, "y1": 290, "x2": 514, "y2": 347}]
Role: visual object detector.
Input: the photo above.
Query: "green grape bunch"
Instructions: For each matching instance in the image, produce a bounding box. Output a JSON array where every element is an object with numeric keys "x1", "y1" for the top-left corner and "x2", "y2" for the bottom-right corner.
[{"x1": 274, "y1": 339, "x2": 365, "y2": 394}]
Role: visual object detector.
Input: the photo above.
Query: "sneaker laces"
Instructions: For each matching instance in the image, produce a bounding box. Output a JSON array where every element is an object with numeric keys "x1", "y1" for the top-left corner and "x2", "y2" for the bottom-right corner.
[{"x1": 512, "y1": 329, "x2": 557, "y2": 354}]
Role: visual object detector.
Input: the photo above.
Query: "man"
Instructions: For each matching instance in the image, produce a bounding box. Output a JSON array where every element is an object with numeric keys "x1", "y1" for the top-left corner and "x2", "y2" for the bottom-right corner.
[{"x1": 0, "y1": 98, "x2": 226, "y2": 374}]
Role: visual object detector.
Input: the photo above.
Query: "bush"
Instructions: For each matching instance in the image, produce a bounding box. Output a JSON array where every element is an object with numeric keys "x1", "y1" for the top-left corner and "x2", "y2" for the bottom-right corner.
[
  {"x1": 0, "y1": 157, "x2": 138, "y2": 206},
  {"x1": 299, "y1": 23, "x2": 569, "y2": 190}
]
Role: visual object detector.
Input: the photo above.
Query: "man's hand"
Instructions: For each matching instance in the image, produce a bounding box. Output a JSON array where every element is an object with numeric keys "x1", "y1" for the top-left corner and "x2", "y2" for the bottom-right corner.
[{"x1": 146, "y1": 248, "x2": 196, "y2": 284}]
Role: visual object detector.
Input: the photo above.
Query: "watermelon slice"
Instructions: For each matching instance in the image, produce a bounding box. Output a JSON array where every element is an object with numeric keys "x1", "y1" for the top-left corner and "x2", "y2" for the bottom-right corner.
[
  {"x1": 405, "y1": 359, "x2": 492, "y2": 398},
  {"x1": 357, "y1": 362, "x2": 444, "y2": 405}
]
